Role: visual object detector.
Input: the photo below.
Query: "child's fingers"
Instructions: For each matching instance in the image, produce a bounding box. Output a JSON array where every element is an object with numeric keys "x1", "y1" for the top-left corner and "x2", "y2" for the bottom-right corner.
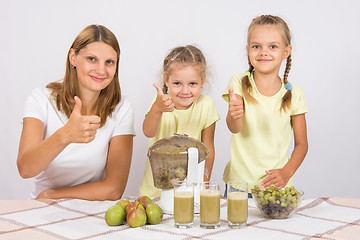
[
  {"x1": 228, "y1": 86, "x2": 236, "y2": 102},
  {"x1": 153, "y1": 83, "x2": 164, "y2": 96}
]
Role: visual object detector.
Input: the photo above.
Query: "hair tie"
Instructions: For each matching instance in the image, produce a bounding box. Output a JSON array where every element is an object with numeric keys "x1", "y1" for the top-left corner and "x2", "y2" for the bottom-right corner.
[
  {"x1": 244, "y1": 71, "x2": 251, "y2": 78},
  {"x1": 285, "y1": 82, "x2": 292, "y2": 91}
]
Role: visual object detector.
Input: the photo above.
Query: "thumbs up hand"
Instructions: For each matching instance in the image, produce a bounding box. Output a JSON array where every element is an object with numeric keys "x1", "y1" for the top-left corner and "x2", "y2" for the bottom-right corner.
[
  {"x1": 228, "y1": 86, "x2": 244, "y2": 120},
  {"x1": 62, "y1": 96, "x2": 101, "y2": 144},
  {"x1": 153, "y1": 83, "x2": 174, "y2": 112}
]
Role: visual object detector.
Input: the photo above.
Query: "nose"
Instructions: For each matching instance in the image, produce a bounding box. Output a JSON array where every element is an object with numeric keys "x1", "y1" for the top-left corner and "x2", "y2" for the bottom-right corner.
[
  {"x1": 95, "y1": 62, "x2": 106, "y2": 75},
  {"x1": 181, "y1": 85, "x2": 190, "y2": 94},
  {"x1": 260, "y1": 49, "x2": 268, "y2": 56}
]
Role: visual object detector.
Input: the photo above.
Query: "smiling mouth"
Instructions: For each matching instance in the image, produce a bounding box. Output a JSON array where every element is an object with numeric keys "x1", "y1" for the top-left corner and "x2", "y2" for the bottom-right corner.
[
  {"x1": 257, "y1": 59, "x2": 272, "y2": 63},
  {"x1": 91, "y1": 76, "x2": 106, "y2": 82}
]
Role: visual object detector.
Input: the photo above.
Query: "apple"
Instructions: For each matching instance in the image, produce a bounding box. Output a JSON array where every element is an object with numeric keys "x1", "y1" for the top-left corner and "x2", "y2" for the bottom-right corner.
[
  {"x1": 127, "y1": 207, "x2": 147, "y2": 228},
  {"x1": 145, "y1": 202, "x2": 163, "y2": 225},
  {"x1": 105, "y1": 205, "x2": 126, "y2": 226},
  {"x1": 137, "y1": 196, "x2": 153, "y2": 209},
  {"x1": 116, "y1": 199, "x2": 130, "y2": 210},
  {"x1": 125, "y1": 201, "x2": 144, "y2": 215}
]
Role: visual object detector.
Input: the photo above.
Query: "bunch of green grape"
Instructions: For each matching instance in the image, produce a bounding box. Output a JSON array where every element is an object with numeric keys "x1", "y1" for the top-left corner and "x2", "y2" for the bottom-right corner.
[{"x1": 251, "y1": 185, "x2": 303, "y2": 219}]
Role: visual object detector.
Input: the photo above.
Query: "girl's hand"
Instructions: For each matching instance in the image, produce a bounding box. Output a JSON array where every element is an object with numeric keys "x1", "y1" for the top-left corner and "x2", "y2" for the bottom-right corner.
[
  {"x1": 153, "y1": 83, "x2": 174, "y2": 113},
  {"x1": 261, "y1": 169, "x2": 291, "y2": 189},
  {"x1": 228, "y1": 86, "x2": 244, "y2": 120},
  {"x1": 61, "y1": 96, "x2": 101, "y2": 144}
]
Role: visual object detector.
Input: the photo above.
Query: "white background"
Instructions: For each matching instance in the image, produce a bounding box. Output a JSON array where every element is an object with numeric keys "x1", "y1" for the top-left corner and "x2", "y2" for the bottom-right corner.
[{"x1": 1, "y1": 0, "x2": 359, "y2": 200}]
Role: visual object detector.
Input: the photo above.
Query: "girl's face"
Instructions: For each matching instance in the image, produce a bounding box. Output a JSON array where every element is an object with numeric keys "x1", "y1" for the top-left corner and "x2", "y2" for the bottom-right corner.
[
  {"x1": 247, "y1": 25, "x2": 291, "y2": 75},
  {"x1": 69, "y1": 41, "x2": 117, "y2": 96},
  {"x1": 165, "y1": 65, "x2": 204, "y2": 110}
]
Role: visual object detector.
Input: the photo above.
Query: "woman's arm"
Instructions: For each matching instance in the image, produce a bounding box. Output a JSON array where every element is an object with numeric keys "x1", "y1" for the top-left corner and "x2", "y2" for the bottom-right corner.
[
  {"x1": 17, "y1": 118, "x2": 69, "y2": 178},
  {"x1": 17, "y1": 98, "x2": 100, "y2": 178},
  {"x1": 36, "y1": 135, "x2": 134, "y2": 200},
  {"x1": 261, "y1": 113, "x2": 308, "y2": 188},
  {"x1": 201, "y1": 122, "x2": 216, "y2": 182}
]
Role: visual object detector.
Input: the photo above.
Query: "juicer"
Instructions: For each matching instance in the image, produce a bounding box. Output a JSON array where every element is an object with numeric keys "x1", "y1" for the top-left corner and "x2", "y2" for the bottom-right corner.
[{"x1": 148, "y1": 134, "x2": 209, "y2": 214}]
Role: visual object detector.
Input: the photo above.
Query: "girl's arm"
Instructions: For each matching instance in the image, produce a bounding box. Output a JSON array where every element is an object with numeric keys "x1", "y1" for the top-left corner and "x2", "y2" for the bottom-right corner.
[
  {"x1": 226, "y1": 86, "x2": 244, "y2": 133},
  {"x1": 201, "y1": 122, "x2": 216, "y2": 182},
  {"x1": 143, "y1": 84, "x2": 174, "y2": 138},
  {"x1": 17, "y1": 98, "x2": 100, "y2": 178},
  {"x1": 262, "y1": 113, "x2": 308, "y2": 188},
  {"x1": 36, "y1": 135, "x2": 133, "y2": 200}
]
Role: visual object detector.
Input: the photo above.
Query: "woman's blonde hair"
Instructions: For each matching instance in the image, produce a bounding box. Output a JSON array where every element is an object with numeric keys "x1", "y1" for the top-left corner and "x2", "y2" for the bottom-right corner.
[
  {"x1": 47, "y1": 24, "x2": 121, "y2": 127},
  {"x1": 243, "y1": 15, "x2": 292, "y2": 112},
  {"x1": 162, "y1": 45, "x2": 207, "y2": 94}
]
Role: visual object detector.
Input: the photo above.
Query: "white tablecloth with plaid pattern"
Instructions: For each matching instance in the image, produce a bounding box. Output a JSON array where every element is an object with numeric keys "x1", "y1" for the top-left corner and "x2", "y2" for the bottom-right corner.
[{"x1": 1, "y1": 197, "x2": 359, "y2": 240}]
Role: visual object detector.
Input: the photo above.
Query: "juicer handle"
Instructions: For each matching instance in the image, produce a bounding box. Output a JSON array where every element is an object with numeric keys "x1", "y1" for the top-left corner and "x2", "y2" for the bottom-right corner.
[{"x1": 187, "y1": 147, "x2": 198, "y2": 184}]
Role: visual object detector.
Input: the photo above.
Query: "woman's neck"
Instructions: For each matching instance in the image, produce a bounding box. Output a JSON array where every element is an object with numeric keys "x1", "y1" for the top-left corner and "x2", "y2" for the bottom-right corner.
[{"x1": 78, "y1": 90, "x2": 100, "y2": 115}]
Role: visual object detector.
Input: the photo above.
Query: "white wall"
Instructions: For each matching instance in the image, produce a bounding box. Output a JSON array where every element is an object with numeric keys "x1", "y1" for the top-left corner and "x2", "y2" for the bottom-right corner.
[{"x1": 1, "y1": 0, "x2": 359, "y2": 200}]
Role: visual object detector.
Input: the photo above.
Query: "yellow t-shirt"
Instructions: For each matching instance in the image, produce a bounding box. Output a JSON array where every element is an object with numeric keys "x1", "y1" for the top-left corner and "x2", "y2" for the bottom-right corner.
[
  {"x1": 139, "y1": 94, "x2": 220, "y2": 197},
  {"x1": 222, "y1": 73, "x2": 308, "y2": 191}
]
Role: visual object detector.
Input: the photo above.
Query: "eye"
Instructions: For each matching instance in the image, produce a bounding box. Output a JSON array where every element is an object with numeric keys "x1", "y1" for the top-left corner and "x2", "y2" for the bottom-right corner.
[
  {"x1": 270, "y1": 45, "x2": 278, "y2": 49},
  {"x1": 252, "y1": 45, "x2": 260, "y2": 49},
  {"x1": 173, "y1": 82, "x2": 181, "y2": 86},
  {"x1": 106, "y1": 60, "x2": 115, "y2": 65},
  {"x1": 87, "y1": 56, "x2": 95, "y2": 62},
  {"x1": 190, "y1": 82, "x2": 198, "y2": 86}
]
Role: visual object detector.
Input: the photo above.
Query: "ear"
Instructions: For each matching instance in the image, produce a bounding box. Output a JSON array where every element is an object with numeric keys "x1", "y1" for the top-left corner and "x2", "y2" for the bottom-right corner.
[
  {"x1": 68, "y1": 48, "x2": 76, "y2": 66},
  {"x1": 246, "y1": 45, "x2": 250, "y2": 55},
  {"x1": 283, "y1": 45, "x2": 292, "y2": 59},
  {"x1": 163, "y1": 73, "x2": 169, "y2": 87}
]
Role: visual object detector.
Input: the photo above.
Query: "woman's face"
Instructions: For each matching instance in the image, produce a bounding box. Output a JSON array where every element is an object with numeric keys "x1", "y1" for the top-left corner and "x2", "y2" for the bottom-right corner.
[{"x1": 69, "y1": 41, "x2": 117, "y2": 96}]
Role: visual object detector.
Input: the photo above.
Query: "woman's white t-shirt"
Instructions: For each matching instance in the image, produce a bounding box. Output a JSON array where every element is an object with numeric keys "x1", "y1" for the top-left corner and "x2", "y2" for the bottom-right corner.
[{"x1": 23, "y1": 88, "x2": 135, "y2": 199}]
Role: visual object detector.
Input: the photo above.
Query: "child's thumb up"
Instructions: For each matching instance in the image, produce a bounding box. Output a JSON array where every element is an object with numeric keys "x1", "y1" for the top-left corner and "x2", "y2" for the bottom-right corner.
[
  {"x1": 228, "y1": 86, "x2": 236, "y2": 102},
  {"x1": 72, "y1": 96, "x2": 82, "y2": 115},
  {"x1": 153, "y1": 83, "x2": 164, "y2": 96}
]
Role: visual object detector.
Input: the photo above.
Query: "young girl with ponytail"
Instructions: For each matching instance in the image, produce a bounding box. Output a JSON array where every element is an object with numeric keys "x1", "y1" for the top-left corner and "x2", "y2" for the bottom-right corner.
[{"x1": 222, "y1": 15, "x2": 308, "y2": 195}]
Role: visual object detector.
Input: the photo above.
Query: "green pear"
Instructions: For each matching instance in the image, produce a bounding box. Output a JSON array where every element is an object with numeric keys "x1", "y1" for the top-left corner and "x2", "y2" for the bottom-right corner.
[
  {"x1": 137, "y1": 196, "x2": 153, "y2": 209},
  {"x1": 105, "y1": 205, "x2": 126, "y2": 226},
  {"x1": 116, "y1": 199, "x2": 130, "y2": 209},
  {"x1": 145, "y1": 202, "x2": 163, "y2": 225},
  {"x1": 127, "y1": 207, "x2": 147, "y2": 228}
]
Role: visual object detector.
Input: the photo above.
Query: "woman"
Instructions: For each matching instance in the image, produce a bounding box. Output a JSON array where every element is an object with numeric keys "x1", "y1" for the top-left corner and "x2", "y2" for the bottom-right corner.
[{"x1": 17, "y1": 25, "x2": 135, "y2": 200}]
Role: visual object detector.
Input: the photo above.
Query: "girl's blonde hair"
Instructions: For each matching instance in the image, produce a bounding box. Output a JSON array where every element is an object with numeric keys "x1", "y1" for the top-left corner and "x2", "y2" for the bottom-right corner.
[
  {"x1": 162, "y1": 45, "x2": 207, "y2": 94},
  {"x1": 243, "y1": 15, "x2": 292, "y2": 112},
  {"x1": 47, "y1": 24, "x2": 121, "y2": 127}
]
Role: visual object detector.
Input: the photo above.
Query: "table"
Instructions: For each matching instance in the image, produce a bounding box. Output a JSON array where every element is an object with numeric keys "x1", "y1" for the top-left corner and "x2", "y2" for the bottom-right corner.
[{"x1": 1, "y1": 197, "x2": 359, "y2": 240}]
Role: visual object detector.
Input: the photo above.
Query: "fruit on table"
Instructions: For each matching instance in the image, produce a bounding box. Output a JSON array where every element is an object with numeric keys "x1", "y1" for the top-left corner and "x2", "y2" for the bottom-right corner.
[
  {"x1": 116, "y1": 199, "x2": 130, "y2": 209},
  {"x1": 125, "y1": 201, "x2": 144, "y2": 215},
  {"x1": 127, "y1": 205, "x2": 147, "y2": 228},
  {"x1": 251, "y1": 185, "x2": 302, "y2": 219},
  {"x1": 137, "y1": 196, "x2": 152, "y2": 209},
  {"x1": 105, "y1": 205, "x2": 126, "y2": 226},
  {"x1": 104, "y1": 196, "x2": 163, "y2": 227},
  {"x1": 145, "y1": 202, "x2": 163, "y2": 225}
]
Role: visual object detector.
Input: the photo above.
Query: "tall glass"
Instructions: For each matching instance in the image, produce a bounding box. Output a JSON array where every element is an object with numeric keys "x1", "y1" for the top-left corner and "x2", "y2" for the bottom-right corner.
[
  {"x1": 173, "y1": 180, "x2": 194, "y2": 228},
  {"x1": 227, "y1": 181, "x2": 248, "y2": 228},
  {"x1": 200, "y1": 182, "x2": 220, "y2": 229}
]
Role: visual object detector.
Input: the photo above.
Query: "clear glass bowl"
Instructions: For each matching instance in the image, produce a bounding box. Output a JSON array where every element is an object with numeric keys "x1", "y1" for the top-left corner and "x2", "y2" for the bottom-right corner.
[{"x1": 252, "y1": 189, "x2": 303, "y2": 219}]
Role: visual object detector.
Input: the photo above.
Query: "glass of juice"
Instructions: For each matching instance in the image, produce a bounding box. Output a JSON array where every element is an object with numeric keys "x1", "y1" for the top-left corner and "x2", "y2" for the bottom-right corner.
[
  {"x1": 173, "y1": 180, "x2": 195, "y2": 228},
  {"x1": 200, "y1": 182, "x2": 220, "y2": 229},
  {"x1": 227, "y1": 181, "x2": 248, "y2": 228}
]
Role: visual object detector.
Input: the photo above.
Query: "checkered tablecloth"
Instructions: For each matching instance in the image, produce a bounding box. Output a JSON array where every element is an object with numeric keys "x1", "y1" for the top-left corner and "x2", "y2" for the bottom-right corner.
[{"x1": 1, "y1": 197, "x2": 359, "y2": 240}]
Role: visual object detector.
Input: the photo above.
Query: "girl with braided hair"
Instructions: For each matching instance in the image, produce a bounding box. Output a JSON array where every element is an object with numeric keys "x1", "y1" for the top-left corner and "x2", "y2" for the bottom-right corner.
[{"x1": 222, "y1": 15, "x2": 308, "y2": 195}]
